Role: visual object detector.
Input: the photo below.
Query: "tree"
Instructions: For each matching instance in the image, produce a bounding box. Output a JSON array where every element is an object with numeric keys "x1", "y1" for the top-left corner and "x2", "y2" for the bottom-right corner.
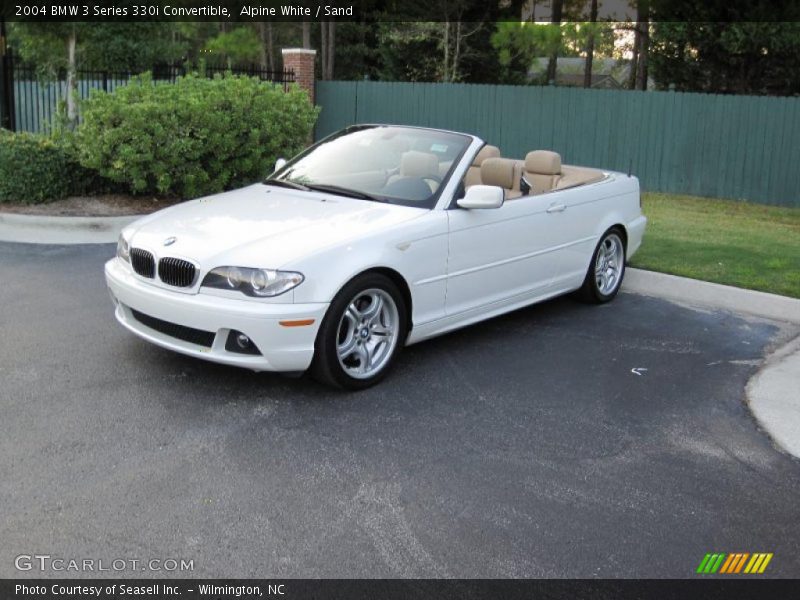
[
  {"x1": 634, "y1": 0, "x2": 650, "y2": 90},
  {"x1": 11, "y1": 22, "x2": 184, "y2": 72},
  {"x1": 492, "y1": 22, "x2": 555, "y2": 84},
  {"x1": 491, "y1": 20, "x2": 614, "y2": 85},
  {"x1": 646, "y1": 0, "x2": 800, "y2": 96},
  {"x1": 10, "y1": 23, "x2": 86, "y2": 124},
  {"x1": 256, "y1": 22, "x2": 275, "y2": 70},
  {"x1": 649, "y1": 21, "x2": 800, "y2": 95},
  {"x1": 9, "y1": 21, "x2": 186, "y2": 125},
  {"x1": 545, "y1": 0, "x2": 563, "y2": 84},
  {"x1": 330, "y1": 21, "x2": 381, "y2": 81},
  {"x1": 623, "y1": 2, "x2": 651, "y2": 92},
  {"x1": 377, "y1": 22, "x2": 440, "y2": 81},
  {"x1": 203, "y1": 26, "x2": 262, "y2": 65},
  {"x1": 320, "y1": 21, "x2": 335, "y2": 80},
  {"x1": 77, "y1": 23, "x2": 184, "y2": 71},
  {"x1": 456, "y1": 21, "x2": 522, "y2": 84},
  {"x1": 375, "y1": 0, "x2": 525, "y2": 83},
  {"x1": 583, "y1": 0, "x2": 598, "y2": 87}
]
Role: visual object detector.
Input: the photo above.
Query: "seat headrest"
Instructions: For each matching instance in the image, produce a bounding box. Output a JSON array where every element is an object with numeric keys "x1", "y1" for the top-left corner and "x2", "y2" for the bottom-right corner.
[
  {"x1": 525, "y1": 150, "x2": 562, "y2": 175},
  {"x1": 472, "y1": 145, "x2": 501, "y2": 166},
  {"x1": 401, "y1": 151, "x2": 439, "y2": 178},
  {"x1": 481, "y1": 157, "x2": 515, "y2": 190}
]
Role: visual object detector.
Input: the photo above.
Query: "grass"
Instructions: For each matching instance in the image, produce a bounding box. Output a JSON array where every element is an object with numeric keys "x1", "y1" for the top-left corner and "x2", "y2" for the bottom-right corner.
[{"x1": 629, "y1": 192, "x2": 800, "y2": 299}]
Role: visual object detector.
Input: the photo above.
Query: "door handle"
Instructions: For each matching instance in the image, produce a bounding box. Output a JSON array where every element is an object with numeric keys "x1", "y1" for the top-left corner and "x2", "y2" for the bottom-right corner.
[{"x1": 546, "y1": 203, "x2": 566, "y2": 213}]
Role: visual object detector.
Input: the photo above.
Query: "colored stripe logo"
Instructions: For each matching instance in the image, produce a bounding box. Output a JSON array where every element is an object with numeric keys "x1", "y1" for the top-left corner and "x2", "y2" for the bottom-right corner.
[{"x1": 696, "y1": 553, "x2": 773, "y2": 574}]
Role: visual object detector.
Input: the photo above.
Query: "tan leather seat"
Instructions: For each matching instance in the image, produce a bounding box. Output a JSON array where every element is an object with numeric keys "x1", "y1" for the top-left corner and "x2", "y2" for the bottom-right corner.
[
  {"x1": 387, "y1": 151, "x2": 441, "y2": 192},
  {"x1": 480, "y1": 157, "x2": 523, "y2": 201},
  {"x1": 400, "y1": 150, "x2": 439, "y2": 179},
  {"x1": 464, "y1": 145, "x2": 501, "y2": 187},
  {"x1": 523, "y1": 150, "x2": 562, "y2": 194}
]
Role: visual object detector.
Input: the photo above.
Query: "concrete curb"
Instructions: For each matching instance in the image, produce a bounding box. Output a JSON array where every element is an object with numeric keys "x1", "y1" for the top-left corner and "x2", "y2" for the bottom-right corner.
[
  {"x1": 747, "y1": 335, "x2": 800, "y2": 459},
  {"x1": 0, "y1": 212, "x2": 143, "y2": 244},
  {"x1": 623, "y1": 268, "x2": 800, "y2": 325}
]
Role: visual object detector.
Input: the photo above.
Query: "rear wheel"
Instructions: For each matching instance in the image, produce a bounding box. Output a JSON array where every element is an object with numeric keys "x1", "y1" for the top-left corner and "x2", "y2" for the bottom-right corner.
[
  {"x1": 578, "y1": 228, "x2": 626, "y2": 303},
  {"x1": 311, "y1": 273, "x2": 407, "y2": 390}
]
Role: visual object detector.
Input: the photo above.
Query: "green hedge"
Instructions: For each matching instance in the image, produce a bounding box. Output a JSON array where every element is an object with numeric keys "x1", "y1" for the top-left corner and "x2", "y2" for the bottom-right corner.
[
  {"x1": 0, "y1": 131, "x2": 94, "y2": 204},
  {"x1": 76, "y1": 73, "x2": 320, "y2": 199}
]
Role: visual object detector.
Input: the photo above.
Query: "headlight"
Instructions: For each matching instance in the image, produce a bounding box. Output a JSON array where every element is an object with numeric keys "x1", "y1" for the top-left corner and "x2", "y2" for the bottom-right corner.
[
  {"x1": 201, "y1": 266, "x2": 304, "y2": 297},
  {"x1": 117, "y1": 234, "x2": 130, "y2": 262}
]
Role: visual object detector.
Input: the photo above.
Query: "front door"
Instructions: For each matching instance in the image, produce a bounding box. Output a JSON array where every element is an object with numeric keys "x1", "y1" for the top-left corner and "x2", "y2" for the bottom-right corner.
[{"x1": 445, "y1": 194, "x2": 568, "y2": 316}]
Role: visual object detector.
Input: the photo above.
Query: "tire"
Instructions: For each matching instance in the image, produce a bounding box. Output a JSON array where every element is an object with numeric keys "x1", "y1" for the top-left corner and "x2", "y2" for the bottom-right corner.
[
  {"x1": 311, "y1": 273, "x2": 408, "y2": 390},
  {"x1": 577, "y1": 227, "x2": 627, "y2": 303}
]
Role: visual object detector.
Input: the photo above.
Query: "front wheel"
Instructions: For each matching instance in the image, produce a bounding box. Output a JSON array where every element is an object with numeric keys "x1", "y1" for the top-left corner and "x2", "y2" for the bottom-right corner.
[
  {"x1": 311, "y1": 273, "x2": 408, "y2": 390},
  {"x1": 577, "y1": 228, "x2": 626, "y2": 303}
]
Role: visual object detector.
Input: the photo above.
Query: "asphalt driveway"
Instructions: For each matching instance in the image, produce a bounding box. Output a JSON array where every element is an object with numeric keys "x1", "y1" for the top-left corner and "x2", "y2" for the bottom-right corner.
[{"x1": 1, "y1": 241, "x2": 799, "y2": 578}]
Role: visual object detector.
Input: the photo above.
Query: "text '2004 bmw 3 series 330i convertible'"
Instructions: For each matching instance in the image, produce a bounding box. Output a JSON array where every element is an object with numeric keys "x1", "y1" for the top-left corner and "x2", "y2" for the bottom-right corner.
[{"x1": 106, "y1": 124, "x2": 646, "y2": 389}]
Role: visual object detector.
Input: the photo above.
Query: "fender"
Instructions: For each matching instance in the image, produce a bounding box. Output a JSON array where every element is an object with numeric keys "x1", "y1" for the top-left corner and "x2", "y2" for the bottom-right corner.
[{"x1": 288, "y1": 211, "x2": 450, "y2": 328}]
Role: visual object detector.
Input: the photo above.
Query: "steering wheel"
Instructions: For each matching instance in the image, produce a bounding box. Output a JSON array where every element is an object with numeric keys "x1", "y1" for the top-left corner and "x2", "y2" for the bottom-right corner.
[{"x1": 421, "y1": 174, "x2": 442, "y2": 190}]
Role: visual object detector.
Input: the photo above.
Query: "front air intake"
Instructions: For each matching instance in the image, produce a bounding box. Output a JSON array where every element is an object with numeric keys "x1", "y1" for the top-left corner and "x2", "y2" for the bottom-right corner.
[{"x1": 130, "y1": 309, "x2": 215, "y2": 347}]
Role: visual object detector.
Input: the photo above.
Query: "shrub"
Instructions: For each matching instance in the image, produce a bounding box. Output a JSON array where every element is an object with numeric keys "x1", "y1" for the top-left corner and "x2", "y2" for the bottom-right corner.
[
  {"x1": 0, "y1": 131, "x2": 97, "y2": 204},
  {"x1": 76, "y1": 73, "x2": 320, "y2": 199}
]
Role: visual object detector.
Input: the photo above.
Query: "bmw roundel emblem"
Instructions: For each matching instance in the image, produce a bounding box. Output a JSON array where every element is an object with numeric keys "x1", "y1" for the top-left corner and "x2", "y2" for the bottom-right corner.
[{"x1": 163, "y1": 236, "x2": 177, "y2": 246}]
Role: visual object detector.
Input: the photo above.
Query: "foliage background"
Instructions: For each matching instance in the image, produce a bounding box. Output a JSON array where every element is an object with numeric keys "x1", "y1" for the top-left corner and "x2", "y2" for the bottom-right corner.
[{"x1": 8, "y1": 6, "x2": 800, "y2": 95}]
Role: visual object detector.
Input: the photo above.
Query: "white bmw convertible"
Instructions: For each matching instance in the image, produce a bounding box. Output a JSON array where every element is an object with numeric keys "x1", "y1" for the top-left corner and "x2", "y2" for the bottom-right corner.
[{"x1": 106, "y1": 124, "x2": 646, "y2": 389}]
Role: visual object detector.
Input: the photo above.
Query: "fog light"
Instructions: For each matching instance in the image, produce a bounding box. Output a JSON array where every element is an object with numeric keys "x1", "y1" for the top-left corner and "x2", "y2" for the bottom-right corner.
[{"x1": 225, "y1": 330, "x2": 261, "y2": 355}]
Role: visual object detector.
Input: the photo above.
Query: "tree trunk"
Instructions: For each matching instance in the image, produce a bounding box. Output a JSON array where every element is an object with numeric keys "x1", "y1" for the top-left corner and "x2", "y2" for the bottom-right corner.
[
  {"x1": 635, "y1": 2, "x2": 650, "y2": 90},
  {"x1": 442, "y1": 20, "x2": 450, "y2": 82},
  {"x1": 525, "y1": 0, "x2": 537, "y2": 21},
  {"x1": 256, "y1": 23, "x2": 276, "y2": 71},
  {"x1": 451, "y1": 21, "x2": 463, "y2": 82},
  {"x1": 320, "y1": 22, "x2": 336, "y2": 80},
  {"x1": 302, "y1": 22, "x2": 311, "y2": 49},
  {"x1": 320, "y1": 21, "x2": 328, "y2": 80},
  {"x1": 545, "y1": 0, "x2": 563, "y2": 84},
  {"x1": 267, "y1": 23, "x2": 275, "y2": 71},
  {"x1": 583, "y1": 0, "x2": 598, "y2": 88},
  {"x1": 257, "y1": 22, "x2": 268, "y2": 68},
  {"x1": 65, "y1": 27, "x2": 77, "y2": 126},
  {"x1": 326, "y1": 21, "x2": 335, "y2": 80},
  {"x1": 627, "y1": 23, "x2": 640, "y2": 90}
]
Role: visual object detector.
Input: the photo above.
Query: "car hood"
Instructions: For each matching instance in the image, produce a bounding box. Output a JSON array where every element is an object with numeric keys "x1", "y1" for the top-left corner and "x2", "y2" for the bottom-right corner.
[{"x1": 126, "y1": 184, "x2": 425, "y2": 268}]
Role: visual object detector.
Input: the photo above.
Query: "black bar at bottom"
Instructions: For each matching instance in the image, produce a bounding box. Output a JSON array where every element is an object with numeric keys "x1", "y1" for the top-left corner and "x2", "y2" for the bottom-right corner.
[{"x1": 2, "y1": 579, "x2": 799, "y2": 600}]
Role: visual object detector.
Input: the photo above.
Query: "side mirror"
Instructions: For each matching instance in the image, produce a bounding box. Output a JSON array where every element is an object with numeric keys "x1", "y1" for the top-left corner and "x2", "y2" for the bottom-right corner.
[
  {"x1": 274, "y1": 157, "x2": 287, "y2": 172},
  {"x1": 456, "y1": 185, "x2": 504, "y2": 209}
]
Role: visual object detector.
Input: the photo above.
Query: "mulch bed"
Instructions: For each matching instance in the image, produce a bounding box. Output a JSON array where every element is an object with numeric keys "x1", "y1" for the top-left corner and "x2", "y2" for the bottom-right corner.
[{"x1": 0, "y1": 195, "x2": 185, "y2": 217}]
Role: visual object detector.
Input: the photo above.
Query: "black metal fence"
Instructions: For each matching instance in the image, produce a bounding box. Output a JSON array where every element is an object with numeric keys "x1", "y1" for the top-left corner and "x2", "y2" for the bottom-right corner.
[{"x1": 0, "y1": 50, "x2": 295, "y2": 134}]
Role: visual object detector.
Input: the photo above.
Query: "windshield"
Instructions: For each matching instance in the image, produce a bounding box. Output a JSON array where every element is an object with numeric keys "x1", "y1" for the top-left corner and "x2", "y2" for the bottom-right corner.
[{"x1": 269, "y1": 126, "x2": 472, "y2": 208}]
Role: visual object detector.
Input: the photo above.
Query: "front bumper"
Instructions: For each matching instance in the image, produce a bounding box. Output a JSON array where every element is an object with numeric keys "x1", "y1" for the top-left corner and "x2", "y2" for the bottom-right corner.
[{"x1": 105, "y1": 258, "x2": 328, "y2": 372}]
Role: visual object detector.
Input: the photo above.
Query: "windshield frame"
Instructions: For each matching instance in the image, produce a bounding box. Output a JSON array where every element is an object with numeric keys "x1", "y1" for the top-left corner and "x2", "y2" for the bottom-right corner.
[{"x1": 267, "y1": 124, "x2": 474, "y2": 209}]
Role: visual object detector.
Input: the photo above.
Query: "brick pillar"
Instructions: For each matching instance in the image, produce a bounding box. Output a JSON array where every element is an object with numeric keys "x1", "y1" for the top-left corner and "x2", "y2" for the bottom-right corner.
[{"x1": 281, "y1": 48, "x2": 316, "y2": 104}]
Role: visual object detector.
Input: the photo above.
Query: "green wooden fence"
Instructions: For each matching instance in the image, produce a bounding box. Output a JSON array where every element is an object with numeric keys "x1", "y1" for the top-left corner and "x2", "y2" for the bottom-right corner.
[{"x1": 315, "y1": 81, "x2": 800, "y2": 206}]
